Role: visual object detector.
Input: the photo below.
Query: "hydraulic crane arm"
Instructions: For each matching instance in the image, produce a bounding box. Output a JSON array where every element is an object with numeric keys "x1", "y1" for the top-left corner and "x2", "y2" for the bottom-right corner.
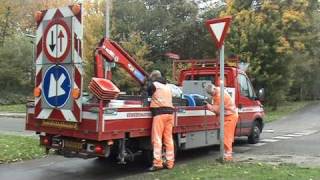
[{"x1": 94, "y1": 38, "x2": 148, "y2": 86}]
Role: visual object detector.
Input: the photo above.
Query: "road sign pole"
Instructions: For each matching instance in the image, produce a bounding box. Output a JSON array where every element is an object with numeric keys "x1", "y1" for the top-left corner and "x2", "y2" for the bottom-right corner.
[
  {"x1": 205, "y1": 16, "x2": 231, "y2": 162},
  {"x1": 105, "y1": 0, "x2": 111, "y2": 38},
  {"x1": 219, "y1": 44, "x2": 225, "y2": 161}
]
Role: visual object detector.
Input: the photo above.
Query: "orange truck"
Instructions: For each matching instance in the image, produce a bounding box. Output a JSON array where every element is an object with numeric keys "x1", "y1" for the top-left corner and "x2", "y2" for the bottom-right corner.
[{"x1": 26, "y1": 4, "x2": 264, "y2": 164}]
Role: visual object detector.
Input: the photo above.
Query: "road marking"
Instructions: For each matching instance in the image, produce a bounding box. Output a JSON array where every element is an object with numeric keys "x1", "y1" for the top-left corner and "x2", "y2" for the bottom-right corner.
[
  {"x1": 252, "y1": 143, "x2": 266, "y2": 146},
  {"x1": 273, "y1": 136, "x2": 292, "y2": 140},
  {"x1": 293, "y1": 132, "x2": 316, "y2": 136},
  {"x1": 247, "y1": 130, "x2": 319, "y2": 149},
  {"x1": 295, "y1": 130, "x2": 318, "y2": 136},
  {"x1": 263, "y1": 129, "x2": 274, "y2": 133},
  {"x1": 261, "y1": 139, "x2": 279, "y2": 143},
  {"x1": 283, "y1": 134, "x2": 303, "y2": 137}
]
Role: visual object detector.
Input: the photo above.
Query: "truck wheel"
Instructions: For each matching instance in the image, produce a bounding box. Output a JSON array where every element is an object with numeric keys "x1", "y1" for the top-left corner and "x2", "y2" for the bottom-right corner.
[{"x1": 248, "y1": 121, "x2": 261, "y2": 144}]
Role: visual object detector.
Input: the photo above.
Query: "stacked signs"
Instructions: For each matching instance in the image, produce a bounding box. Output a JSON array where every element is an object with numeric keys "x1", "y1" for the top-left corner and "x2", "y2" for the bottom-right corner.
[
  {"x1": 89, "y1": 78, "x2": 120, "y2": 100},
  {"x1": 34, "y1": 4, "x2": 83, "y2": 122}
]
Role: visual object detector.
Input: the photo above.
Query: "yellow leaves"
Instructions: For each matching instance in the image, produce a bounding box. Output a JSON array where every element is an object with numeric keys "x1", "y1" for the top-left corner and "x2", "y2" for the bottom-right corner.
[
  {"x1": 112, "y1": 32, "x2": 152, "y2": 93},
  {"x1": 276, "y1": 36, "x2": 305, "y2": 54},
  {"x1": 255, "y1": 14, "x2": 267, "y2": 25},
  {"x1": 261, "y1": 1, "x2": 280, "y2": 11},
  {"x1": 282, "y1": 10, "x2": 306, "y2": 26},
  {"x1": 83, "y1": 1, "x2": 105, "y2": 63},
  {"x1": 292, "y1": 0, "x2": 309, "y2": 10},
  {"x1": 276, "y1": 37, "x2": 291, "y2": 54},
  {"x1": 120, "y1": 33, "x2": 152, "y2": 70},
  {"x1": 293, "y1": 41, "x2": 305, "y2": 51}
]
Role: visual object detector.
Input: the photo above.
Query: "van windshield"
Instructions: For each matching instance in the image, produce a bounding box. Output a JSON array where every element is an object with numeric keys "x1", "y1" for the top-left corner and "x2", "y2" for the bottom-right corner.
[
  {"x1": 185, "y1": 74, "x2": 228, "y2": 86},
  {"x1": 186, "y1": 75, "x2": 215, "y2": 82}
]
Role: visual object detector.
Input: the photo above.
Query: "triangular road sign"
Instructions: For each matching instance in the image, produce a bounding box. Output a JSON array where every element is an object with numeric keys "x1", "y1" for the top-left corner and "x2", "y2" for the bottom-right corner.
[{"x1": 205, "y1": 16, "x2": 232, "y2": 49}]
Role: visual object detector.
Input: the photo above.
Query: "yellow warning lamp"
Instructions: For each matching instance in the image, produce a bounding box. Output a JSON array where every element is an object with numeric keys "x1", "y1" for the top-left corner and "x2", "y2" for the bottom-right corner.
[
  {"x1": 72, "y1": 4, "x2": 81, "y2": 15},
  {"x1": 72, "y1": 88, "x2": 81, "y2": 99},
  {"x1": 34, "y1": 11, "x2": 43, "y2": 24},
  {"x1": 34, "y1": 87, "x2": 41, "y2": 97}
]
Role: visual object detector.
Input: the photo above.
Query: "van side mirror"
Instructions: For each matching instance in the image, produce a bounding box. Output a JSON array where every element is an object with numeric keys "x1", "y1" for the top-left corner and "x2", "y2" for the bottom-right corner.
[{"x1": 258, "y1": 88, "x2": 265, "y2": 101}]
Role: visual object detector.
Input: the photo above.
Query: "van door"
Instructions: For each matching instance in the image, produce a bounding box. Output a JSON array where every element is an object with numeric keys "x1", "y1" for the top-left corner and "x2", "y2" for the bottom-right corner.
[{"x1": 237, "y1": 73, "x2": 258, "y2": 136}]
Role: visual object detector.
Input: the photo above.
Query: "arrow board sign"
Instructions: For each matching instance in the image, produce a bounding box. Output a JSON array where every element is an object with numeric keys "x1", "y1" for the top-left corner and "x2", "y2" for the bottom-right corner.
[
  {"x1": 205, "y1": 16, "x2": 232, "y2": 49},
  {"x1": 43, "y1": 18, "x2": 71, "y2": 62}
]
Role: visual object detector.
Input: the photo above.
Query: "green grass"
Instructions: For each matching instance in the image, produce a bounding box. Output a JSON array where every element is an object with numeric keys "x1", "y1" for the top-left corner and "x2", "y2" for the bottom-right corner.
[
  {"x1": 0, "y1": 104, "x2": 26, "y2": 113},
  {"x1": 0, "y1": 134, "x2": 45, "y2": 163},
  {"x1": 264, "y1": 101, "x2": 314, "y2": 123},
  {"x1": 142, "y1": 161, "x2": 320, "y2": 180}
]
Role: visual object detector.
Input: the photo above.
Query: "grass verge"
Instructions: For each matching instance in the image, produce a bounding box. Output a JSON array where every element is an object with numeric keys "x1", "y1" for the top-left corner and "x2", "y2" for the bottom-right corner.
[
  {"x1": 0, "y1": 134, "x2": 45, "y2": 164},
  {"x1": 144, "y1": 161, "x2": 320, "y2": 180},
  {"x1": 264, "y1": 101, "x2": 315, "y2": 123},
  {"x1": 0, "y1": 104, "x2": 26, "y2": 113}
]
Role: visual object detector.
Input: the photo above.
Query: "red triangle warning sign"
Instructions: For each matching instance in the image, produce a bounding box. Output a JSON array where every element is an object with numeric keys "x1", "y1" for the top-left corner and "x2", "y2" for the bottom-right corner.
[{"x1": 205, "y1": 16, "x2": 232, "y2": 49}]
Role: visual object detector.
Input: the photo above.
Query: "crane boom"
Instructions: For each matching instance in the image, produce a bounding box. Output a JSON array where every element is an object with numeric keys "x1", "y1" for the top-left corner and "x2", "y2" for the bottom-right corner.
[{"x1": 95, "y1": 38, "x2": 149, "y2": 85}]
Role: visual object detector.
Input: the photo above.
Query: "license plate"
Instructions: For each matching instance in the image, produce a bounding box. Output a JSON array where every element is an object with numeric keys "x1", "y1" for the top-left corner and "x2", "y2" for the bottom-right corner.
[
  {"x1": 63, "y1": 140, "x2": 83, "y2": 151},
  {"x1": 41, "y1": 119, "x2": 78, "y2": 130}
]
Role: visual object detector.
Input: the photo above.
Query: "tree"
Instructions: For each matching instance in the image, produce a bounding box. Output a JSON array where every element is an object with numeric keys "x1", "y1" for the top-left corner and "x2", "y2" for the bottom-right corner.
[
  {"x1": 0, "y1": 36, "x2": 33, "y2": 103},
  {"x1": 82, "y1": 1, "x2": 106, "y2": 89},
  {"x1": 290, "y1": 2, "x2": 320, "y2": 100},
  {"x1": 112, "y1": 33, "x2": 152, "y2": 93},
  {"x1": 215, "y1": 0, "x2": 317, "y2": 109},
  {"x1": 112, "y1": 0, "x2": 204, "y2": 79}
]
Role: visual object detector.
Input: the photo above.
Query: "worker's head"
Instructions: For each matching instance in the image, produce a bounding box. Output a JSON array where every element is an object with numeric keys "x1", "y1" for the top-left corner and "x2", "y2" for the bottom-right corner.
[
  {"x1": 149, "y1": 70, "x2": 162, "y2": 81},
  {"x1": 205, "y1": 84, "x2": 217, "y2": 96}
]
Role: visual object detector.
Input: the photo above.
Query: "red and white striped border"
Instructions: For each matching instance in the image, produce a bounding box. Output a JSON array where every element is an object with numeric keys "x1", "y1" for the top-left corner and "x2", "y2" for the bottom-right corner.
[{"x1": 35, "y1": 4, "x2": 83, "y2": 122}]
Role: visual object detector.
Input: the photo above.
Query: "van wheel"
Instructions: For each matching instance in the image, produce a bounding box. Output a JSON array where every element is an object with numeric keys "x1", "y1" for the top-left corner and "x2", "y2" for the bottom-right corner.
[{"x1": 248, "y1": 121, "x2": 261, "y2": 144}]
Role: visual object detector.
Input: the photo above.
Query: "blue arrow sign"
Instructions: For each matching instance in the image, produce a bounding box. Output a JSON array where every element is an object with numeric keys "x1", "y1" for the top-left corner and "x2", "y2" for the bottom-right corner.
[{"x1": 43, "y1": 65, "x2": 71, "y2": 108}]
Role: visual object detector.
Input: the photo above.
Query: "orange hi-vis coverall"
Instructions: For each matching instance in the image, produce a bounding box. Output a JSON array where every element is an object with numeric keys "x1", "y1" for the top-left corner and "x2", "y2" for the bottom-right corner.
[
  {"x1": 150, "y1": 81, "x2": 175, "y2": 168},
  {"x1": 207, "y1": 88, "x2": 238, "y2": 160}
]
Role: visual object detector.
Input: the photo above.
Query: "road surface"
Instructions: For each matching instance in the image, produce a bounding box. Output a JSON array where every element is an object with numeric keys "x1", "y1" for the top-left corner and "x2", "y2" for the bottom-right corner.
[{"x1": 0, "y1": 102, "x2": 319, "y2": 180}]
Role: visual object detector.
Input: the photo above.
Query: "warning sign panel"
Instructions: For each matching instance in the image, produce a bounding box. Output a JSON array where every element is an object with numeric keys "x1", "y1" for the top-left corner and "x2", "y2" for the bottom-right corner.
[
  {"x1": 43, "y1": 19, "x2": 71, "y2": 62},
  {"x1": 35, "y1": 5, "x2": 83, "y2": 122}
]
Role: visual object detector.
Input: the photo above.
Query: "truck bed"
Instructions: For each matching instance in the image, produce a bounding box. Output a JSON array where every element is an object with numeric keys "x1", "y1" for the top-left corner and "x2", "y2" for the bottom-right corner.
[{"x1": 26, "y1": 97, "x2": 219, "y2": 141}]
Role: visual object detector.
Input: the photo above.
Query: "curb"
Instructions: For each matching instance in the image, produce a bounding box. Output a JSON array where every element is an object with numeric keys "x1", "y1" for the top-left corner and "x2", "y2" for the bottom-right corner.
[{"x1": 0, "y1": 113, "x2": 26, "y2": 118}]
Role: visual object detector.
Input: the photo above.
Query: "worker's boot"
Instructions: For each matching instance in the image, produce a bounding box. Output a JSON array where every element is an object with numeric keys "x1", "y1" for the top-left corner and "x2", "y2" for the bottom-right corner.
[
  {"x1": 224, "y1": 157, "x2": 233, "y2": 161},
  {"x1": 224, "y1": 155, "x2": 233, "y2": 162},
  {"x1": 148, "y1": 165, "x2": 164, "y2": 172},
  {"x1": 148, "y1": 159, "x2": 164, "y2": 171},
  {"x1": 164, "y1": 160, "x2": 174, "y2": 169},
  {"x1": 224, "y1": 152, "x2": 233, "y2": 162}
]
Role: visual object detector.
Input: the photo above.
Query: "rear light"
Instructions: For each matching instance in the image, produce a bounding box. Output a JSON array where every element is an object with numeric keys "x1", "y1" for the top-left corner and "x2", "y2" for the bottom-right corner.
[
  {"x1": 40, "y1": 136, "x2": 51, "y2": 146},
  {"x1": 34, "y1": 87, "x2": 41, "y2": 97},
  {"x1": 95, "y1": 144, "x2": 104, "y2": 154},
  {"x1": 43, "y1": 138, "x2": 49, "y2": 145}
]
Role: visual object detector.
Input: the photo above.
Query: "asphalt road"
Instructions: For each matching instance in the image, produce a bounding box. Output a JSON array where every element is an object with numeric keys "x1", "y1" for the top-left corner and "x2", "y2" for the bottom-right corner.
[
  {"x1": 0, "y1": 102, "x2": 319, "y2": 180},
  {"x1": 0, "y1": 116, "x2": 28, "y2": 134}
]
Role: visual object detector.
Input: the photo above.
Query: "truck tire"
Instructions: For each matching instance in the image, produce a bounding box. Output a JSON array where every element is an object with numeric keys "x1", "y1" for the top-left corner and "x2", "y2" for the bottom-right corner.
[{"x1": 248, "y1": 121, "x2": 261, "y2": 144}]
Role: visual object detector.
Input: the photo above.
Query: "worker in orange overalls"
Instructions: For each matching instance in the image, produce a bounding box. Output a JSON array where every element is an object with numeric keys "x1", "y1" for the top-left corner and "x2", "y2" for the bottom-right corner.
[
  {"x1": 205, "y1": 84, "x2": 238, "y2": 161},
  {"x1": 147, "y1": 70, "x2": 175, "y2": 171}
]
